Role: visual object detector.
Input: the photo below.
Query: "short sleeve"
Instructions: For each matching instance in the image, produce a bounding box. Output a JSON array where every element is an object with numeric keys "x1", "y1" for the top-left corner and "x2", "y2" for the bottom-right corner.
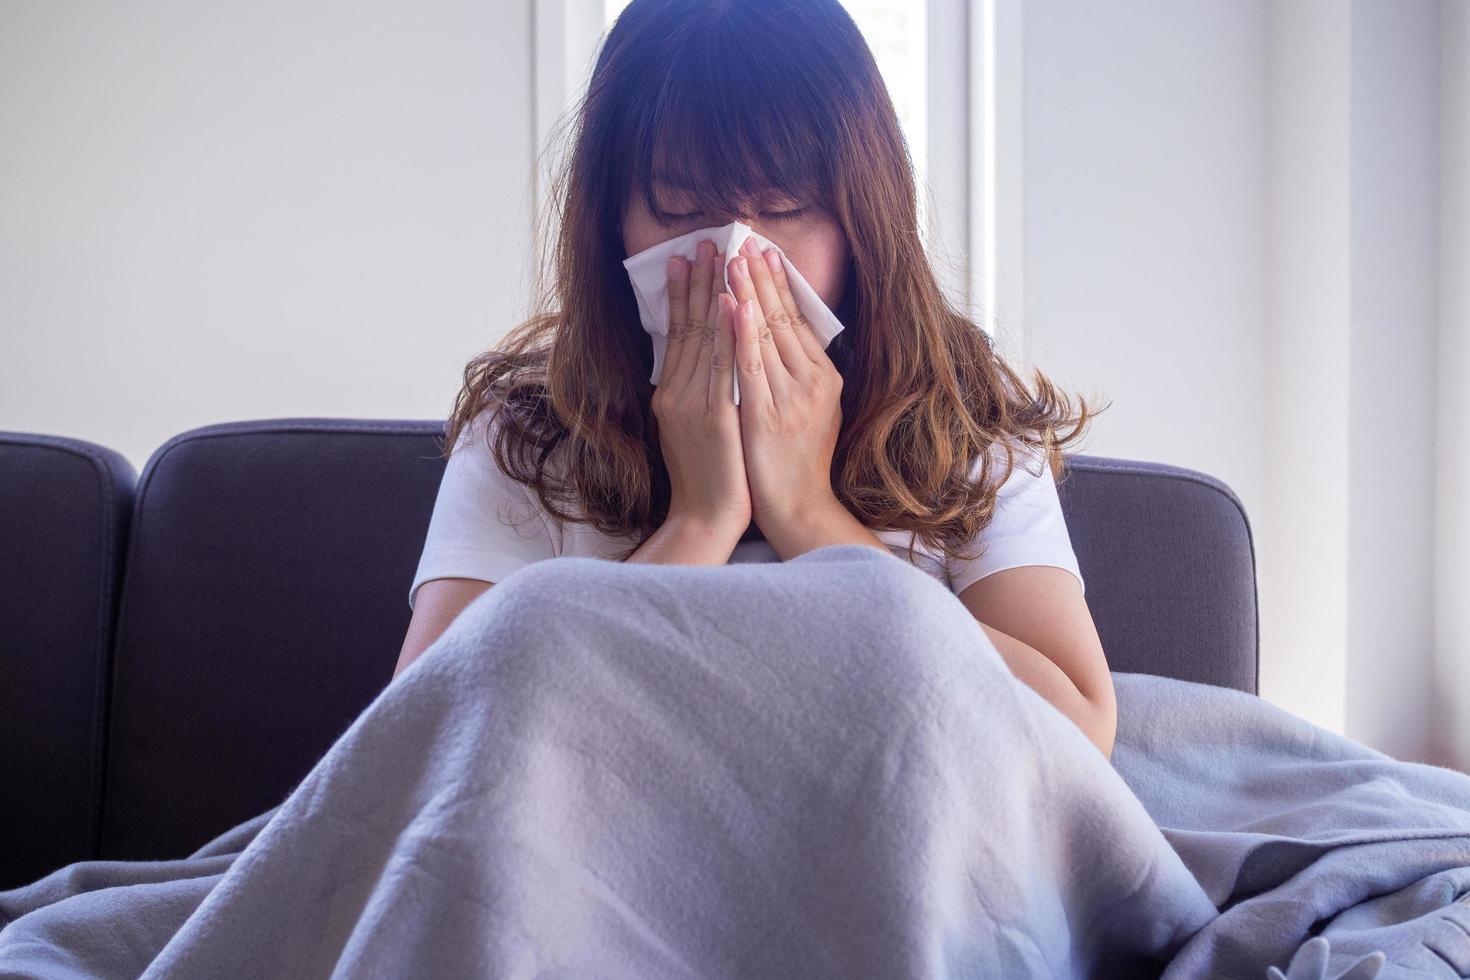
[
  {"x1": 946, "y1": 441, "x2": 1086, "y2": 598},
  {"x1": 407, "y1": 411, "x2": 558, "y2": 611}
]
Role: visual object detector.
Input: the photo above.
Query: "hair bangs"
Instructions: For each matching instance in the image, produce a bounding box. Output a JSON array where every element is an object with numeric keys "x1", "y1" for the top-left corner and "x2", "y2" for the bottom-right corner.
[{"x1": 627, "y1": 37, "x2": 833, "y2": 223}]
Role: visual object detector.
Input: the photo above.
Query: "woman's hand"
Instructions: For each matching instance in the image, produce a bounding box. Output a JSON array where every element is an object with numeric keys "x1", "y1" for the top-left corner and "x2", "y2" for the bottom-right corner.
[
  {"x1": 724, "y1": 236, "x2": 850, "y2": 552},
  {"x1": 651, "y1": 241, "x2": 752, "y2": 547}
]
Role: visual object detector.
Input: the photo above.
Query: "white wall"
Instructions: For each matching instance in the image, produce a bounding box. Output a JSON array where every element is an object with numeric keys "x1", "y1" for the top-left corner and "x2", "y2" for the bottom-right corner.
[
  {"x1": 0, "y1": 0, "x2": 536, "y2": 472},
  {"x1": 1434, "y1": 0, "x2": 1470, "y2": 768},
  {"x1": 1262, "y1": 0, "x2": 1352, "y2": 741},
  {"x1": 1024, "y1": 0, "x2": 1271, "y2": 548},
  {"x1": 1023, "y1": 0, "x2": 1457, "y2": 765},
  {"x1": 1343, "y1": 0, "x2": 1442, "y2": 764}
]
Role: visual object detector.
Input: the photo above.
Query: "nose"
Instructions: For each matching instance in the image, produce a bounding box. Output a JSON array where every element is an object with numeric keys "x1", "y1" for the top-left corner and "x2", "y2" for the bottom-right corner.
[
  {"x1": 704, "y1": 195, "x2": 760, "y2": 226},
  {"x1": 707, "y1": 207, "x2": 754, "y2": 227}
]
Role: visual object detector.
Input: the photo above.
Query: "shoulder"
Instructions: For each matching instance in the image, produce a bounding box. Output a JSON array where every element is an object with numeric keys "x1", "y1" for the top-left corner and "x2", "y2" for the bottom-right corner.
[
  {"x1": 970, "y1": 437, "x2": 1056, "y2": 497},
  {"x1": 944, "y1": 435, "x2": 1084, "y2": 596},
  {"x1": 447, "y1": 403, "x2": 567, "y2": 485},
  {"x1": 436, "y1": 406, "x2": 552, "y2": 528},
  {"x1": 963, "y1": 437, "x2": 1073, "y2": 544},
  {"x1": 447, "y1": 402, "x2": 505, "y2": 458}
]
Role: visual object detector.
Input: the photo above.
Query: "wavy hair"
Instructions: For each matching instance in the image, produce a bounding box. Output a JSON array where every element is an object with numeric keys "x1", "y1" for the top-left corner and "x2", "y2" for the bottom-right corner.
[{"x1": 441, "y1": 0, "x2": 1108, "y2": 563}]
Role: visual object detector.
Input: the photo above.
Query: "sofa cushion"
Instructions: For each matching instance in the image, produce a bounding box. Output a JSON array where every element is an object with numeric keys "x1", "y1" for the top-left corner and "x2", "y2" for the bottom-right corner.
[
  {"x1": 0, "y1": 432, "x2": 135, "y2": 888},
  {"x1": 98, "y1": 419, "x2": 444, "y2": 861}
]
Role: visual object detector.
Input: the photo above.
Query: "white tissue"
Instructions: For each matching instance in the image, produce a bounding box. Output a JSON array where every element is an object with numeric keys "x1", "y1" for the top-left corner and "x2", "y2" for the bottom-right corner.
[{"x1": 621, "y1": 220, "x2": 846, "y2": 405}]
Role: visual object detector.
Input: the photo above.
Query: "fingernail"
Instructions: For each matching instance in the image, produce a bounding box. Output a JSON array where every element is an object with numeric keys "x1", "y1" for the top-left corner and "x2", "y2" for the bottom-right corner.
[
  {"x1": 667, "y1": 257, "x2": 685, "y2": 281},
  {"x1": 764, "y1": 248, "x2": 781, "y2": 273},
  {"x1": 696, "y1": 240, "x2": 714, "y2": 261},
  {"x1": 733, "y1": 256, "x2": 748, "y2": 278}
]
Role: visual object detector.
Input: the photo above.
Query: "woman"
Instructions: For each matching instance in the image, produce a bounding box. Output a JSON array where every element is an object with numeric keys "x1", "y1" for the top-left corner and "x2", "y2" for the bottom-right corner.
[{"x1": 396, "y1": 0, "x2": 1116, "y2": 758}]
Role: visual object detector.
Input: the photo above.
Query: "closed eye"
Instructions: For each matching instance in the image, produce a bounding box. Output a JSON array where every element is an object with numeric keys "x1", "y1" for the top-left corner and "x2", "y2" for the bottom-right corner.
[{"x1": 656, "y1": 207, "x2": 809, "y2": 225}]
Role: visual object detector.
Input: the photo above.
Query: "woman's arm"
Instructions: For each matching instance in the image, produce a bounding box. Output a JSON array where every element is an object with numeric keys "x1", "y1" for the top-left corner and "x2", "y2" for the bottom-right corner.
[
  {"x1": 973, "y1": 621, "x2": 1116, "y2": 759},
  {"x1": 393, "y1": 577, "x2": 493, "y2": 680},
  {"x1": 959, "y1": 566, "x2": 1117, "y2": 759},
  {"x1": 625, "y1": 512, "x2": 746, "y2": 566},
  {"x1": 757, "y1": 495, "x2": 891, "y2": 561}
]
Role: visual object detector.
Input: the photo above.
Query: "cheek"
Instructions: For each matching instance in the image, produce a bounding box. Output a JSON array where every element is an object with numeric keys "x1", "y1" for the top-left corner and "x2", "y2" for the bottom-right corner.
[
  {"x1": 622, "y1": 213, "x2": 662, "y2": 258},
  {"x1": 783, "y1": 237, "x2": 848, "y2": 310},
  {"x1": 621, "y1": 195, "x2": 682, "y2": 258}
]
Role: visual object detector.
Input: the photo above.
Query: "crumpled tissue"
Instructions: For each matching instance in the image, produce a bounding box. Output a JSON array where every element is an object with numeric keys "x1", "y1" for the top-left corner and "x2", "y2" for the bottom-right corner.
[{"x1": 621, "y1": 220, "x2": 846, "y2": 404}]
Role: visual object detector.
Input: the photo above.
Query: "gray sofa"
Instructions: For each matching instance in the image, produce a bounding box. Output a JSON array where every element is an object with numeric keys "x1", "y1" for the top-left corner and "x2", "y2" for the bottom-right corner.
[{"x1": 0, "y1": 419, "x2": 1260, "y2": 891}]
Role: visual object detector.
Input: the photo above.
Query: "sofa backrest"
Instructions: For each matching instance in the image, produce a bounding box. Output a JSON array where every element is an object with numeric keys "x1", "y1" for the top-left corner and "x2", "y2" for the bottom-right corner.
[
  {"x1": 1058, "y1": 455, "x2": 1259, "y2": 696},
  {"x1": 0, "y1": 432, "x2": 135, "y2": 889},
  {"x1": 98, "y1": 419, "x2": 444, "y2": 862},
  {"x1": 2, "y1": 418, "x2": 1260, "y2": 875}
]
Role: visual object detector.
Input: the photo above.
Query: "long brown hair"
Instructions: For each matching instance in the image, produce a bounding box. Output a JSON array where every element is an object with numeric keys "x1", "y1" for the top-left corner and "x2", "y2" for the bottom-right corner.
[{"x1": 442, "y1": 0, "x2": 1108, "y2": 562}]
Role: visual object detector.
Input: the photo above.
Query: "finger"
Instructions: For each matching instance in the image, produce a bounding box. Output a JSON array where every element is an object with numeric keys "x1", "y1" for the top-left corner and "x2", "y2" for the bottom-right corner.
[
  {"x1": 673, "y1": 241, "x2": 716, "y2": 389},
  {"x1": 727, "y1": 251, "x2": 794, "y2": 401},
  {"x1": 739, "y1": 239, "x2": 810, "y2": 379},
  {"x1": 661, "y1": 255, "x2": 691, "y2": 385},
  {"x1": 687, "y1": 249, "x2": 724, "y2": 394},
  {"x1": 706, "y1": 292, "x2": 739, "y2": 409},
  {"x1": 734, "y1": 297, "x2": 777, "y2": 418},
  {"x1": 759, "y1": 245, "x2": 826, "y2": 365}
]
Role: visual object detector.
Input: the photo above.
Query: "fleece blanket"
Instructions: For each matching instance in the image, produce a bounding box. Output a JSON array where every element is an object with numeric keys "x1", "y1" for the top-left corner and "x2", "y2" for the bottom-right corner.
[{"x1": 1, "y1": 543, "x2": 1467, "y2": 979}]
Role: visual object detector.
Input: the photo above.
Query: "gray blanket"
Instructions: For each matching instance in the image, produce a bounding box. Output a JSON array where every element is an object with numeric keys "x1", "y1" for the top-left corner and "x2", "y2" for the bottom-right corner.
[{"x1": 2, "y1": 544, "x2": 1467, "y2": 979}]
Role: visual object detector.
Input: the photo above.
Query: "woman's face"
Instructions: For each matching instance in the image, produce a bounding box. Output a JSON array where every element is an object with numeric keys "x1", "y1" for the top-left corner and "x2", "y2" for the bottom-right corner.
[{"x1": 621, "y1": 180, "x2": 849, "y2": 309}]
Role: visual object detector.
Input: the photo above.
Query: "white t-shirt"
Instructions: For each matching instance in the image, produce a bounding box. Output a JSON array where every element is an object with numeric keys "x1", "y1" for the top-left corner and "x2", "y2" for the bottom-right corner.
[{"x1": 408, "y1": 411, "x2": 1085, "y2": 611}]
